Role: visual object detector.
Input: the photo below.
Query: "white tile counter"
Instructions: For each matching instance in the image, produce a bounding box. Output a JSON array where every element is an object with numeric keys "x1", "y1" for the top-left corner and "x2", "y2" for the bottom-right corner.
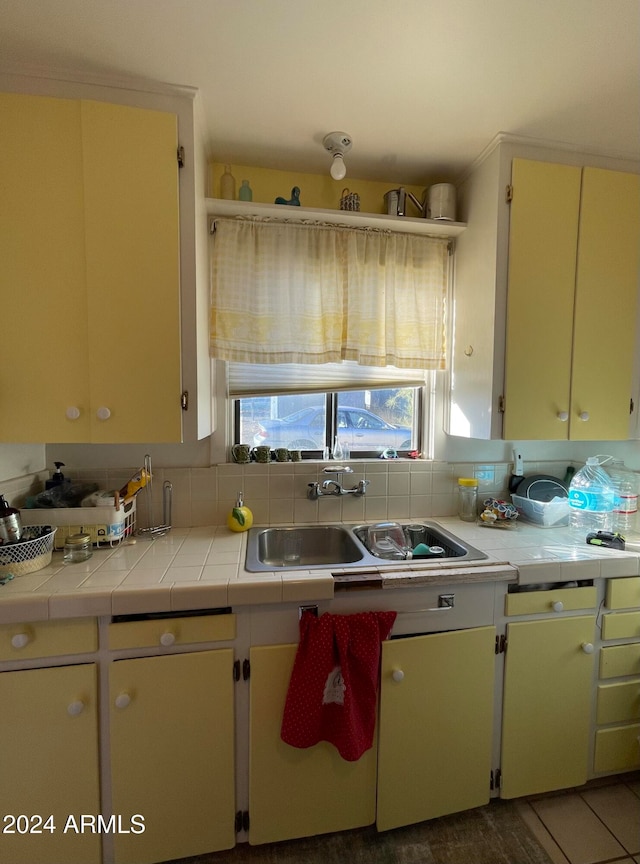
[{"x1": 0, "y1": 519, "x2": 638, "y2": 624}]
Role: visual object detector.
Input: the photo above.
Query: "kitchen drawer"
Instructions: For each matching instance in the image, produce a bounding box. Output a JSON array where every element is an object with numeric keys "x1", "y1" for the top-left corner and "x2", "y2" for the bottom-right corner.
[
  {"x1": 596, "y1": 680, "x2": 640, "y2": 724},
  {"x1": 0, "y1": 617, "x2": 97, "y2": 661},
  {"x1": 599, "y1": 643, "x2": 640, "y2": 679},
  {"x1": 108, "y1": 613, "x2": 236, "y2": 650},
  {"x1": 606, "y1": 577, "x2": 640, "y2": 610},
  {"x1": 593, "y1": 724, "x2": 640, "y2": 773},
  {"x1": 504, "y1": 586, "x2": 596, "y2": 617},
  {"x1": 601, "y1": 611, "x2": 640, "y2": 641}
]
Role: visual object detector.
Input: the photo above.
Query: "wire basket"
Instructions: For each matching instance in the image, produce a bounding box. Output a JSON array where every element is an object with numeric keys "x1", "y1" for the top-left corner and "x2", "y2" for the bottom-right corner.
[{"x1": 0, "y1": 528, "x2": 57, "y2": 576}]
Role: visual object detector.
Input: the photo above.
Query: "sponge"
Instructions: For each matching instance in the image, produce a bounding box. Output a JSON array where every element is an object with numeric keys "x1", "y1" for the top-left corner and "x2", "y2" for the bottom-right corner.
[{"x1": 412, "y1": 543, "x2": 432, "y2": 556}]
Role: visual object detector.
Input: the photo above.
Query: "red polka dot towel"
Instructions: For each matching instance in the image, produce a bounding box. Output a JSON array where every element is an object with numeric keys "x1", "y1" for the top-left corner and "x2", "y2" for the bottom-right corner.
[{"x1": 280, "y1": 610, "x2": 397, "y2": 761}]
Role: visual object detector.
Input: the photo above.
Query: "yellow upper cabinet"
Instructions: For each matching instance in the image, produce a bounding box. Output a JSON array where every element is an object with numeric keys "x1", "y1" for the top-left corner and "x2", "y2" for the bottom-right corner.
[
  {"x1": 0, "y1": 93, "x2": 182, "y2": 443},
  {"x1": 503, "y1": 159, "x2": 640, "y2": 440}
]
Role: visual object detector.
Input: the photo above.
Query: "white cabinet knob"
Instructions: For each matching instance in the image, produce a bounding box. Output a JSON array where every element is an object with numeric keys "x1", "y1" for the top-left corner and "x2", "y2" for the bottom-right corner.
[
  {"x1": 160, "y1": 631, "x2": 176, "y2": 647},
  {"x1": 578, "y1": 411, "x2": 590, "y2": 422},
  {"x1": 66, "y1": 406, "x2": 81, "y2": 420},
  {"x1": 552, "y1": 600, "x2": 564, "y2": 612},
  {"x1": 67, "y1": 699, "x2": 85, "y2": 716},
  {"x1": 11, "y1": 633, "x2": 30, "y2": 649},
  {"x1": 114, "y1": 692, "x2": 131, "y2": 709},
  {"x1": 96, "y1": 406, "x2": 111, "y2": 421},
  {"x1": 391, "y1": 669, "x2": 405, "y2": 683},
  {"x1": 581, "y1": 642, "x2": 595, "y2": 654},
  {"x1": 557, "y1": 411, "x2": 569, "y2": 422}
]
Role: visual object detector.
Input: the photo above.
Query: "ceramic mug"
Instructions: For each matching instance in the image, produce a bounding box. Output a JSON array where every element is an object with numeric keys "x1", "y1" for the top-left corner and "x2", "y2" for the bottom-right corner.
[
  {"x1": 252, "y1": 446, "x2": 271, "y2": 463},
  {"x1": 289, "y1": 449, "x2": 302, "y2": 462},
  {"x1": 274, "y1": 448, "x2": 289, "y2": 462},
  {"x1": 232, "y1": 444, "x2": 251, "y2": 464}
]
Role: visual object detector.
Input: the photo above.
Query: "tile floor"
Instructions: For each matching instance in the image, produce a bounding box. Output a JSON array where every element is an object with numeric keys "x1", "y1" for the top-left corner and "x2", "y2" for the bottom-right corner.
[{"x1": 516, "y1": 774, "x2": 640, "y2": 864}]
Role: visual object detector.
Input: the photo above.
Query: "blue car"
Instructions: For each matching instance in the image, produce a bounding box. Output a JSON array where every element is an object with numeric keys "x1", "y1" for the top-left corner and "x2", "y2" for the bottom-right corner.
[{"x1": 253, "y1": 406, "x2": 412, "y2": 452}]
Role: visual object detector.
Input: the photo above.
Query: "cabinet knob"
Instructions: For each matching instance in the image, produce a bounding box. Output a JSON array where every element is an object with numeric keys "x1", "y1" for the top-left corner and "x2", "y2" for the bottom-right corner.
[
  {"x1": 160, "y1": 631, "x2": 176, "y2": 647},
  {"x1": 552, "y1": 600, "x2": 564, "y2": 612},
  {"x1": 10, "y1": 632, "x2": 30, "y2": 649},
  {"x1": 391, "y1": 669, "x2": 405, "y2": 683},
  {"x1": 578, "y1": 411, "x2": 590, "y2": 422},
  {"x1": 114, "y1": 692, "x2": 131, "y2": 709},
  {"x1": 581, "y1": 642, "x2": 595, "y2": 654},
  {"x1": 66, "y1": 406, "x2": 81, "y2": 420},
  {"x1": 96, "y1": 406, "x2": 111, "y2": 421},
  {"x1": 557, "y1": 411, "x2": 569, "y2": 422},
  {"x1": 67, "y1": 699, "x2": 85, "y2": 716}
]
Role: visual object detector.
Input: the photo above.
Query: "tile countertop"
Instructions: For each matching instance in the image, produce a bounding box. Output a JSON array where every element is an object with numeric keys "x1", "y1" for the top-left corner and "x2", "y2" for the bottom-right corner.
[{"x1": 0, "y1": 519, "x2": 638, "y2": 625}]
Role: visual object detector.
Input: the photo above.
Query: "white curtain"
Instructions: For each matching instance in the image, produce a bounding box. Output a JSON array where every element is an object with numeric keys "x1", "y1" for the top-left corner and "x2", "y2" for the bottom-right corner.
[{"x1": 210, "y1": 218, "x2": 448, "y2": 370}]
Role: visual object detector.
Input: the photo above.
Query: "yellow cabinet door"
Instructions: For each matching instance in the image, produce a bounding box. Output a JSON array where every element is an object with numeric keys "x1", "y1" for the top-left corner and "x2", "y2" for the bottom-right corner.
[
  {"x1": 500, "y1": 615, "x2": 595, "y2": 798},
  {"x1": 0, "y1": 93, "x2": 91, "y2": 442},
  {"x1": 249, "y1": 643, "x2": 377, "y2": 845},
  {"x1": 109, "y1": 649, "x2": 235, "y2": 864},
  {"x1": 81, "y1": 100, "x2": 182, "y2": 443},
  {"x1": 377, "y1": 626, "x2": 496, "y2": 832},
  {"x1": 571, "y1": 168, "x2": 640, "y2": 440},
  {"x1": 503, "y1": 159, "x2": 581, "y2": 440},
  {"x1": 0, "y1": 663, "x2": 101, "y2": 864}
]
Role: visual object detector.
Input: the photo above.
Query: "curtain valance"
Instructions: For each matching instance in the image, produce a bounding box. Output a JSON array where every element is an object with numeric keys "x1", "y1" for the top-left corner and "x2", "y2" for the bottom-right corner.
[{"x1": 209, "y1": 217, "x2": 448, "y2": 370}]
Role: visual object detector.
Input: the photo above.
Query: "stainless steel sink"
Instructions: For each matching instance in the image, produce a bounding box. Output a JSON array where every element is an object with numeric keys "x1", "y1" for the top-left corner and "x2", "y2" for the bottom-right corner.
[
  {"x1": 245, "y1": 521, "x2": 487, "y2": 572},
  {"x1": 245, "y1": 525, "x2": 364, "y2": 571},
  {"x1": 352, "y1": 521, "x2": 487, "y2": 563}
]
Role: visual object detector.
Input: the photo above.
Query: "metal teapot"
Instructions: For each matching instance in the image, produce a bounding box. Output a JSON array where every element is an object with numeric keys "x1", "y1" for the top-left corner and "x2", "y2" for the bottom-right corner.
[{"x1": 384, "y1": 187, "x2": 425, "y2": 217}]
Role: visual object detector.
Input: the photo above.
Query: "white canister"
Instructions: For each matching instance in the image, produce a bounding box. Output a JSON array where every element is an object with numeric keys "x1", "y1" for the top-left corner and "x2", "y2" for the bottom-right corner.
[{"x1": 426, "y1": 183, "x2": 456, "y2": 221}]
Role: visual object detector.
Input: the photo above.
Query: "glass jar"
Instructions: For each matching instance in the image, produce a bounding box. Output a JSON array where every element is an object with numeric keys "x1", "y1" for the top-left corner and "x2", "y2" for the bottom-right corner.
[
  {"x1": 63, "y1": 532, "x2": 92, "y2": 563},
  {"x1": 457, "y1": 478, "x2": 478, "y2": 522}
]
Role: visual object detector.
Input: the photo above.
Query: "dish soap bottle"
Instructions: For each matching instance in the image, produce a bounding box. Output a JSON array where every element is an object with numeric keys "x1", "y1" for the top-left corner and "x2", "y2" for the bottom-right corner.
[
  {"x1": 227, "y1": 492, "x2": 253, "y2": 533},
  {"x1": 220, "y1": 165, "x2": 236, "y2": 200}
]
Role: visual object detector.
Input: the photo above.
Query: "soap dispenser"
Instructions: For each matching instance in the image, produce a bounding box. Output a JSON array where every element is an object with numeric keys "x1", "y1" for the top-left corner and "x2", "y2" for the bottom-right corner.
[
  {"x1": 227, "y1": 492, "x2": 254, "y2": 533},
  {"x1": 45, "y1": 461, "x2": 68, "y2": 490}
]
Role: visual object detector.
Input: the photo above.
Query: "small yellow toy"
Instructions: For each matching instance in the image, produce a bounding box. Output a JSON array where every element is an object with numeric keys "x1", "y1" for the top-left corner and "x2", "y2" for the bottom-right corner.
[{"x1": 227, "y1": 492, "x2": 253, "y2": 533}]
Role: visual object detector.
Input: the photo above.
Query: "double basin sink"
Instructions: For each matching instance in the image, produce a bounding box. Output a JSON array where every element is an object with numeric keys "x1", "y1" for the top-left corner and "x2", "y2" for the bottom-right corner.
[{"x1": 244, "y1": 522, "x2": 487, "y2": 572}]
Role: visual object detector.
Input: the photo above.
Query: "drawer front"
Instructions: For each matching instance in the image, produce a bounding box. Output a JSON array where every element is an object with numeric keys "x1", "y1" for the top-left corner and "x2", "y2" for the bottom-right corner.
[
  {"x1": 0, "y1": 617, "x2": 97, "y2": 661},
  {"x1": 594, "y1": 724, "x2": 640, "y2": 773},
  {"x1": 606, "y1": 577, "x2": 640, "y2": 610},
  {"x1": 504, "y1": 586, "x2": 597, "y2": 617},
  {"x1": 599, "y1": 643, "x2": 640, "y2": 679},
  {"x1": 596, "y1": 680, "x2": 640, "y2": 724},
  {"x1": 108, "y1": 613, "x2": 236, "y2": 650},
  {"x1": 601, "y1": 611, "x2": 640, "y2": 641}
]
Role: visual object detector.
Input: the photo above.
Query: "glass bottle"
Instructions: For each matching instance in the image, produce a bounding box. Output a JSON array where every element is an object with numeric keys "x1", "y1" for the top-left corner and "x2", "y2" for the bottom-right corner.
[
  {"x1": 457, "y1": 478, "x2": 478, "y2": 522},
  {"x1": 239, "y1": 179, "x2": 253, "y2": 201},
  {"x1": 220, "y1": 165, "x2": 236, "y2": 200}
]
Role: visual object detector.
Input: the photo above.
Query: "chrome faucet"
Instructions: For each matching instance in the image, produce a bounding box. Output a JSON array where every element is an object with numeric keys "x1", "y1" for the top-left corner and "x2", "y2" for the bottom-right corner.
[{"x1": 307, "y1": 466, "x2": 370, "y2": 500}]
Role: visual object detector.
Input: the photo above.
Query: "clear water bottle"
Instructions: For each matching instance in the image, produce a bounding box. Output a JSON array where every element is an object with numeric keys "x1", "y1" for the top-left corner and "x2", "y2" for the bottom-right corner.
[
  {"x1": 568, "y1": 456, "x2": 615, "y2": 539},
  {"x1": 605, "y1": 459, "x2": 638, "y2": 536}
]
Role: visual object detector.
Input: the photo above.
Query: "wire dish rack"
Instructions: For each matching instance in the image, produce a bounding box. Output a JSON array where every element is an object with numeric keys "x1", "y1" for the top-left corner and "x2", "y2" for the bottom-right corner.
[{"x1": 0, "y1": 528, "x2": 57, "y2": 576}]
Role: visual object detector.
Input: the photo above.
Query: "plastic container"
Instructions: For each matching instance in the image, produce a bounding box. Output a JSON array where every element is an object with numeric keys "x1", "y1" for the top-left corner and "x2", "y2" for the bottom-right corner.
[
  {"x1": 21, "y1": 498, "x2": 136, "y2": 549},
  {"x1": 568, "y1": 456, "x2": 615, "y2": 538},
  {"x1": 605, "y1": 459, "x2": 638, "y2": 535},
  {"x1": 458, "y1": 478, "x2": 478, "y2": 522},
  {"x1": 511, "y1": 494, "x2": 570, "y2": 527}
]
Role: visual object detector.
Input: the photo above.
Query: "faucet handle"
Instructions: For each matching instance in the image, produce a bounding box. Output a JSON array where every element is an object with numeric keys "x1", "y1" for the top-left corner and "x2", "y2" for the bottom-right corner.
[{"x1": 322, "y1": 466, "x2": 353, "y2": 475}]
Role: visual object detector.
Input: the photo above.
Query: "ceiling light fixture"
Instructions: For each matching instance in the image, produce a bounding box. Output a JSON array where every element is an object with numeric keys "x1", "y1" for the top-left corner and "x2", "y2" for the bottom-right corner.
[{"x1": 323, "y1": 131, "x2": 352, "y2": 181}]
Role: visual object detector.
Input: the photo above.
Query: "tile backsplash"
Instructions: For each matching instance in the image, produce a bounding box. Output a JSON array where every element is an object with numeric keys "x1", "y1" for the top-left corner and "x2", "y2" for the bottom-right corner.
[{"x1": 4, "y1": 459, "x2": 574, "y2": 530}]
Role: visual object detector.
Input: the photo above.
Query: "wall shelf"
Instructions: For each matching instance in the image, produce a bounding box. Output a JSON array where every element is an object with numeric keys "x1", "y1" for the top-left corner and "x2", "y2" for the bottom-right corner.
[{"x1": 206, "y1": 198, "x2": 466, "y2": 238}]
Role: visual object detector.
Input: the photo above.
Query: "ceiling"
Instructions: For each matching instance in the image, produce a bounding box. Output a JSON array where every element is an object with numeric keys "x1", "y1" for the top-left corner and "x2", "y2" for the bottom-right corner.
[{"x1": 1, "y1": 0, "x2": 639, "y2": 184}]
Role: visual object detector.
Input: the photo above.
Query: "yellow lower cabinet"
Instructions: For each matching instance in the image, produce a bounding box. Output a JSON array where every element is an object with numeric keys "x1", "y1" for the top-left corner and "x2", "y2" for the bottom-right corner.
[
  {"x1": 0, "y1": 663, "x2": 101, "y2": 864},
  {"x1": 109, "y1": 649, "x2": 235, "y2": 864},
  {"x1": 376, "y1": 626, "x2": 496, "y2": 832},
  {"x1": 249, "y1": 643, "x2": 377, "y2": 845},
  {"x1": 500, "y1": 615, "x2": 595, "y2": 798},
  {"x1": 594, "y1": 724, "x2": 640, "y2": 773}
]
